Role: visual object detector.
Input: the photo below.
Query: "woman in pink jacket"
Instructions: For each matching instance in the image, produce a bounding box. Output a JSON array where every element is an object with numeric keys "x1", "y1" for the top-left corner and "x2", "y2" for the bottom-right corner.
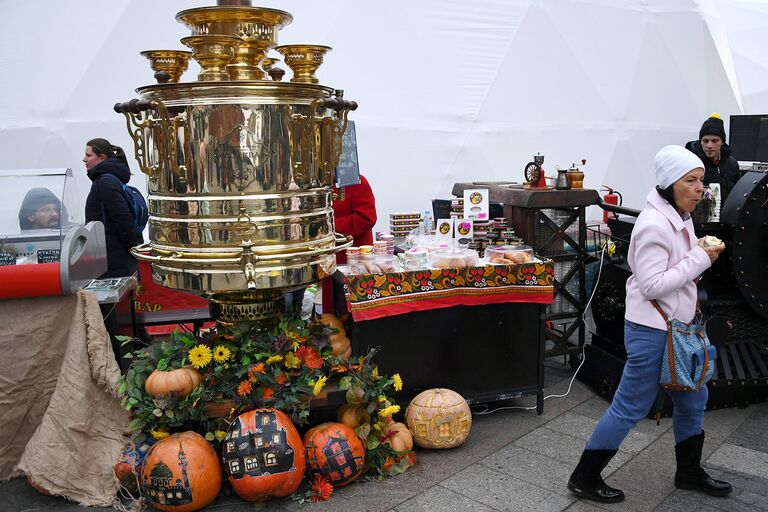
[{"x1": 568, "y1": 145, "x2": 730, "y2": 503}]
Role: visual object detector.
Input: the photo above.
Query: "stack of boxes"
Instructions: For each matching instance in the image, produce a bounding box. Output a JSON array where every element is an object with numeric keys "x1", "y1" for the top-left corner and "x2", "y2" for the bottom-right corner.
[{"x1": 389, "y1": 212, "x2": 422, "y2": 240}]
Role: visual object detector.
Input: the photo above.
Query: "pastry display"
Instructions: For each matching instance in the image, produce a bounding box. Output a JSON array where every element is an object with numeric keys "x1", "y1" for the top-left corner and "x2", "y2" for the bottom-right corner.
[{"x1": 485, "y1": 244, "x2": 535, "y2": 265}]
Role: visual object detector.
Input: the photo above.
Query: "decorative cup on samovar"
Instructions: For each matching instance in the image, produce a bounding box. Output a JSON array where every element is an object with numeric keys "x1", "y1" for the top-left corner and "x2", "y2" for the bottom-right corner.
[
  {"x1": 140, "y1": 50, "x2": 192, "y2": 83},
  {"x1": 181, "y1": 35, "x2": 242, "y2": 81},
  {"x1": 275, "y1": 44, "x2": 331, "y2": 84}
]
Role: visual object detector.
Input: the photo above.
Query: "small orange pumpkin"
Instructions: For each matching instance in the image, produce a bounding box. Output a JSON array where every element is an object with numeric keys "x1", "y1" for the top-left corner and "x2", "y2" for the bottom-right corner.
[
  {"x1": 336, "y1": 403, "x2": 370, "y2": 429},
  {"x1": 382, "y1": 422, "x2": 413, "y2": 452},
  {"x1": 145, "y1": 366, "x2": 202, "y2": 397},
  {"x1": 140, "y1": 431, "x2": 221, "y2": 512},
  {"x1": 329, "y1": 333, "x2": 351, "y2": 358},
  {"x1": 320, "y1": 313, "x2": 345, "y2": 332},
  {"x1": 304, "y1": 422, "x2": 365, "y2": 487},
  {"x1": 321, "y1": 314, "x2": 352, "y2": 358}
]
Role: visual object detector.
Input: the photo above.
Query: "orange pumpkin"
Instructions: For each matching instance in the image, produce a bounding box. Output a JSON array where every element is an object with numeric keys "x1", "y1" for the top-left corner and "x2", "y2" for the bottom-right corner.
[
  {"x1": 304, "y1": 422, "x2": 365, "y2": 487},
  {"x1": 320, "y1": 313, "x2": 345, "y2": 333},
  {"x1": 222, "y1": 408, "x2": 305, "y2": 502},
  {"x1": 336, "y1": 403, "x2": 370, "y2": 429},
  {"x1": 145, "y1": 367, "x2": 202, "y2": 397},
  {"x1": 382, "y1": 422, "x2": 413, "y2": 452},
  {"x1": 329, "y1": 333, "x2": 351, "y2": 358},
  {"x1": 405, "y1": 388, "x2": 472, "y2": 449},
  {"x1": 140, "y1": 431, "x2": 221, "y2": 512}
]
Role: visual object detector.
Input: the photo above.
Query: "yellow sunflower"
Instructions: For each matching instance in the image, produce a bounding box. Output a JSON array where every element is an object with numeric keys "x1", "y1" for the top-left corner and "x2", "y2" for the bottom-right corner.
[
  {"x1": 379, "y1": 405, "x2": 401, "y2": 418},
  {"x1": 393, "y1": 373, "x2": 403, "y2": 391},
  {"x1": 188, "y1": 344, "x2": 213, "y2": 369},
  {"x1": 150, "y1": 429, "x2": 170, "y2": 440},
  {"x1": 213, "y1": 345, "x2": 231, "y2": 363},
  {"x1": 313, "y1": 375, "x2": 328, "y2": 396}
]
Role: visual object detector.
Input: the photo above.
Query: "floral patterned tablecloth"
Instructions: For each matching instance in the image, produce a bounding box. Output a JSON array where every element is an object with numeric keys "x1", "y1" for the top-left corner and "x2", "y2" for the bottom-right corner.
[{"x1": 342, "y1": 260, "x2": 554, "y2": 322}]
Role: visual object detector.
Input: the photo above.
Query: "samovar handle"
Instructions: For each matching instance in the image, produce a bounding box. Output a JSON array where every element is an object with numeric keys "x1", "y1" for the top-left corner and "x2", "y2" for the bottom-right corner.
[{"x1": 114, "y1": 98, "x2": 187, "y2": 182}]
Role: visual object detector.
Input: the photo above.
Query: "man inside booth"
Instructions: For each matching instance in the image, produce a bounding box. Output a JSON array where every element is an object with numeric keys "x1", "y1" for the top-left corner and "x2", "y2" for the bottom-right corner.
[{"x1": 18, "y1": 187, "x2": 61, "y2": 230}]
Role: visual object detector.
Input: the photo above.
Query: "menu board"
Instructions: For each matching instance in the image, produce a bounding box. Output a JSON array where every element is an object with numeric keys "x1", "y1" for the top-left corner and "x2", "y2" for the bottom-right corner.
[{"x1": 335, "y1": 120, "x2": 361, "y2": 187}]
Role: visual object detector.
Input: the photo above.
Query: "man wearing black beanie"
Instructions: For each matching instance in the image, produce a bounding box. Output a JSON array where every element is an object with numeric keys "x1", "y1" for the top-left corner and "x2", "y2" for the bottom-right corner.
[{"x1": 685, "y1": 113, "x2": 742, "y2": 201}]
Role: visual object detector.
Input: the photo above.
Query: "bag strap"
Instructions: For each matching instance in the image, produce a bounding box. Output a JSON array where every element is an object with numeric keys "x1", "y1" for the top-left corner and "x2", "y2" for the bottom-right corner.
[
  {"x1": 650, "y1": 299, "x2": 669, "y2": 322},
  {"x1": 652, "y1": 299, "x2": 680, "y2": 387},
  {"x1": 695, "y1": 330, "x2": 709, "y2": 389}
]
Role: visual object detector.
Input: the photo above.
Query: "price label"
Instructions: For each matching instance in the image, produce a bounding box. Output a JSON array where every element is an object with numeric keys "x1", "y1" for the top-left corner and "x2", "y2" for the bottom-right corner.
[
  {"x1": 37, "y1": 249, "x2": 60, "y2": 264},
  {"x1": 0, "y1": 252, "x2": 16, "y2": 266}
]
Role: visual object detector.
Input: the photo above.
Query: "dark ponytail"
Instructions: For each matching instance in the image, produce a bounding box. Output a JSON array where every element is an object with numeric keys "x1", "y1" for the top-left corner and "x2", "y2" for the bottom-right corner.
[
  {"x1": 655, "y1": 185, "x2": 677, "y2": 210},
  {"x1": 87, "y1": 137, "x2": 129, "y2": 166}
]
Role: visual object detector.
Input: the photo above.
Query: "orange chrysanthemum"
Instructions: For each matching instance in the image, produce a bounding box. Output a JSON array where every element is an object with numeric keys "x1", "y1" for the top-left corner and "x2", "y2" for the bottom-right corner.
[
  {"x1": 330, "y1": 364, "x2": 349, "y2": 374},
  {"x1": 310, "y1": 474, "x2": 333, "y2": 502},
  {"x1": 400, "y1": 451, "x2": 417, "y2": 467},
  {"x1": 296, "y1": 346, "x2": 324, "y2": 370},
  {"x1": 237, "y1": 380, "x2": 253, "y2": 397},
  {"x1": 381, "y1": 456, "x2": 395, "y2": 473},
  {"x1": 274, "y1": 372, "x2": 287, "y2": 385},
  {"x1": 262, "y1": 387, "x2": 275, "y2": 401},
  {"x1": 250, "y1": 362, "x2": 266, "y2": 375}
]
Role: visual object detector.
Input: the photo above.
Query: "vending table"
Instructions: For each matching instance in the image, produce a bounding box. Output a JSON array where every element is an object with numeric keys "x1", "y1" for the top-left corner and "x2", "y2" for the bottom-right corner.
[{"x1": 334, "y1": 261, "x2": 554, "y2": 412}]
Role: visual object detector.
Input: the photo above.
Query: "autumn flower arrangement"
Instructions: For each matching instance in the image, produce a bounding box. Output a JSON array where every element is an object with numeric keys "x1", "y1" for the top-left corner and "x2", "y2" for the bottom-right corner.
[
  {"x1": 328, "y1": 349, "x2": 417, "y2": 478},
  {"x1": 118, "y1": 314, "x2": 416, "y2": 485}
]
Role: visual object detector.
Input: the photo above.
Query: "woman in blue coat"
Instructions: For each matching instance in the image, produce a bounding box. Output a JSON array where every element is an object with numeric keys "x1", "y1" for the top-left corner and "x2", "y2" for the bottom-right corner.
[{"x1": 83, "y1": 138, "x2": 142, "y2": 278}]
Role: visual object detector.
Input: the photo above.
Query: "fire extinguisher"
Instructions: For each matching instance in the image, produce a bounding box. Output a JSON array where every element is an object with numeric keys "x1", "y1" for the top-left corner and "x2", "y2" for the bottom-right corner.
[{"x1": 601, "y1": 186, "x2": 622, "y2": 223}]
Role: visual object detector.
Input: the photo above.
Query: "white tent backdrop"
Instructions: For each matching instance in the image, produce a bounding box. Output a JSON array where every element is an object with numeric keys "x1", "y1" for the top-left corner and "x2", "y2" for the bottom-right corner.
[{"x1": 1, "y1": 0, "x2": 767, "y2": 232}]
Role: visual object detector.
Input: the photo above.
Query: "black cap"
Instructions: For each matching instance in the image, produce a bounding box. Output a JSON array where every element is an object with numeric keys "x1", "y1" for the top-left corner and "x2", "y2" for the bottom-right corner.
[{"x1": 699, "y1": 114, "x2": 726, "y2": 142}]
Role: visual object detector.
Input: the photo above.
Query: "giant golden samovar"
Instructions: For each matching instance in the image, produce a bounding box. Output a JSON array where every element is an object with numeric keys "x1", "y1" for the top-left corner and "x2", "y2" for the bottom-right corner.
[{"x1": 115, "y1": 1, "x2": 356, "y2": 326}]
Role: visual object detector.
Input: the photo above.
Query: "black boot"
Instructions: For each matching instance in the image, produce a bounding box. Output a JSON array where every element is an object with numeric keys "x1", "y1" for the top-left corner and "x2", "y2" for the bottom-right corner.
[
  {"x1": 674, "y1": 432, "x2": 732, "y2": 497},
  {"x1": 568, "y1": 449, "x2": 625, "y2": 503}
]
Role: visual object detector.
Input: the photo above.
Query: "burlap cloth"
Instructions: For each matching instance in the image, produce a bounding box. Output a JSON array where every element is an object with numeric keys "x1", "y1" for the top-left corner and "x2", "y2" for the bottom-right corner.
[{"x1": 0, "y1": 290, "x2": 130, "y2": 506}]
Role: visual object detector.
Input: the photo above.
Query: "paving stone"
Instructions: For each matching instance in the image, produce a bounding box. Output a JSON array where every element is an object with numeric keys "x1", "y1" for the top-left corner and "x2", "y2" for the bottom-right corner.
[
  {"x1": 544, "y1": 412, "x2": 658, "y2": 454},
  {"x1": 394, "y1": 485, "x2": 500, "y2": 512},
  {"x1": 512, "y1": 427, "x2": 632, "y2": 476},
  {"x1": 479, "y1": 444, "x2": 575, "y2": 494},
  {"x1": 653, "y1": 491, "x2": 734, "y2": 512},
  {"x1": 697, "y1": 406, "x2": 756, "y2": 447},
  {"x1": 301, "y1": 473, "x2": 436, "y2": 512},
  {"x1": 707, "y1": 443, "x2": 768, "y2": 480},
  {"x1": 727, "y1": 403, "x2": 768, "y2": 453},
  {"x1": 562, "y1": 501, "x2": 614, "y2": 512},
  {"x1": 408, "y1": 408, "x2": 548, "y2": 484},
  {"x1": 440, "y1": 464, "x2": 575, "y2": 512},
  {"x1": 568, "y1": 396, "x2": 673, "y2": 437},
  {"x1": 0, "y1": 477, "x2": 117, "y2": 512}
]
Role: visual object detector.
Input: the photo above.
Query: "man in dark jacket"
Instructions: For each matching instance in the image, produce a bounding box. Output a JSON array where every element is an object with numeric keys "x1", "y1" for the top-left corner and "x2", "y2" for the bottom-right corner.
[{"x1": 684, "y1": 113, "x2": 742, "y2": 201}]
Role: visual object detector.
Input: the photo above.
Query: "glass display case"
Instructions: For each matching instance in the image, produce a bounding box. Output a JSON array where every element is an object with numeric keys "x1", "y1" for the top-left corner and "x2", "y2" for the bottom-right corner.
[
  {"x1": 0, "y1": 168, "x2": 107, "y2": 298},
  {"x1": 0, "y1": 168, "x2": 83, "y2": 265}
]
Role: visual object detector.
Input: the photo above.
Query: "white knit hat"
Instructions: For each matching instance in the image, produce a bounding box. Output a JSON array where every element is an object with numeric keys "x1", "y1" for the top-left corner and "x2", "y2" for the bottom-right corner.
[{"x1": 654, "y1": 145, "x2": 704, "y2": 189}]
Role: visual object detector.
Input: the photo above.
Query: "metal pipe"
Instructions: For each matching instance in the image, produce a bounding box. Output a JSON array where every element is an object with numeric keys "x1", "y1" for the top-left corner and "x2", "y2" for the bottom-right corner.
[{"x1": 596, "y1": 196, "x2": 641, "y2": 217}]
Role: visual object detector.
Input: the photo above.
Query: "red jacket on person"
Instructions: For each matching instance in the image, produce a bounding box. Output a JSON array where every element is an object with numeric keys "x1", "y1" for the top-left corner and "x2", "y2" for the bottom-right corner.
[{"x1": 332, "y1": 174, "x2": 377, "y2": 263}]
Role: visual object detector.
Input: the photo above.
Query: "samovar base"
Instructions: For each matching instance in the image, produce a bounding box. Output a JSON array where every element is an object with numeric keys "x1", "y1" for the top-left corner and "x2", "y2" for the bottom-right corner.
[{"x1": 208, "y1": 290, "x2": 284, "y2": 331}]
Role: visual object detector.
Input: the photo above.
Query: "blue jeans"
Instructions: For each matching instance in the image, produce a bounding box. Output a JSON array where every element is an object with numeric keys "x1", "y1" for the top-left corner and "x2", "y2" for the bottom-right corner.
[{"x1": 587, "y1": 320, "x2": 708, "y2": 450}]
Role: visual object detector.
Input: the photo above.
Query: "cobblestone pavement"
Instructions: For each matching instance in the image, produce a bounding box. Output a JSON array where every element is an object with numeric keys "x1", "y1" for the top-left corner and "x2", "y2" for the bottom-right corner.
[{"x1": 2, "y1": 360, "x2": 766, "y2": 512}]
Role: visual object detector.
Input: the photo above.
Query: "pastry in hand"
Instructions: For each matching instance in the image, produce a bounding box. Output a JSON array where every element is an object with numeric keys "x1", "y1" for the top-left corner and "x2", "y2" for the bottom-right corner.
[{"x1": 703, "y1": 235, "x2": 723, "y2": 247}]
